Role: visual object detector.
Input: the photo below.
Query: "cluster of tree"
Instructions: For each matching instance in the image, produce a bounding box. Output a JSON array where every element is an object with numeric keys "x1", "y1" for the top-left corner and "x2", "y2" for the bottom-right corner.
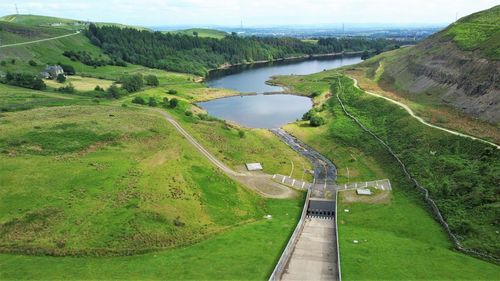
[
  {"x1": 85, "y1": 24, "x2": 403, "y2": 76},
  {"x1": 132, "y1": 96, "x2": 179, "y2": 108},
  {"x1": 105, "y1": 74, "x2": 159, "y2": 99},
  {"x1": 2, "y1": 72, "x2": 46, "y2": 90},
  {"x1": 63, "y1": 50, "x2": 126, "y2": 67},
  {"x1": 302, "y1": 107, "x2": 326, "y2": 127}
]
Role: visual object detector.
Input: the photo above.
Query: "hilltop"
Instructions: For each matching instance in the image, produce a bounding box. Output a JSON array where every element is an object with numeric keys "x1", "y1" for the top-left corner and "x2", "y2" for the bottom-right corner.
[
  {"x1": 359, "y1": 5, "x2": 500, "y2": 124},
  {"x1": 0, "y1": 14, "x2": 149, "y2": 31},
  {"x1": 168, "y1": 28, "x2": 228, "y2": 39}
]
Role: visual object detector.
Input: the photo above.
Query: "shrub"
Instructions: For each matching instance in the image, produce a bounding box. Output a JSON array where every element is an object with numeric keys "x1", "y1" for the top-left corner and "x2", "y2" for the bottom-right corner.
[
  {"x1": 169, "y1": 98, "x2": 179, "y2": 108},
  {"x1": 309, "y1": 115, "x2": 325, "y2": 127},
  {"x1": 28, "y1": 60, "x2": 37, "y2": 66},
  {"x1": 167, "y1": 89, "x2": 177, "y2": 95},
  {"x1": 56, "y1": 74, "x2": 66, "y2": 83},
  {"x1": 132, "y1": 96, "x2": 145, "y2": 105},
  {"x1": 302, "y1": 109, "x2": 313, "y2": 121},
  {"x1": 94, "y1": 85, "x2": 105, "y2": 92},
  {"x1": 10, "y1": 59, "x2": 15, "y2": 65},
  {"x1": 121, "y1": 74, "x2": 143, "y2": 93},
  {"x1": 147, "y1": 97, "x2": 158, "y2": 107},
  {"x1": 0, "y1": 61, "x2": 6, "y2": 66},
  {"x1": 107, "y1": 84, "x2": 125, "y2": 99},
  {"x1": 310, "y1": 91, "x2": 321, "y2": 98},
  {"x1": 238, "y1": 130, "x2": 245, "y2": 138},
  {"x1": 60, "y1": 64, "x2": 76, "y2": 75},
  {"x1": 57, "y1": 83, "x2": 75, "y2": 93},
  {"x1": 144, "y1": 75, "x2": 159, "y2": 86},
  {"x1": 4, "y1": 72, "x2": 46, "y2": 90},
  {"x1": 185, "y1": 110, "x2": 193, "y2": 116}
]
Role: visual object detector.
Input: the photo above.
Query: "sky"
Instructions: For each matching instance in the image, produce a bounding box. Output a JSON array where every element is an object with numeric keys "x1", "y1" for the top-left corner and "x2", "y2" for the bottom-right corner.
[{"x1": 1, "y1": 0, "x2": 499, "y2": 27}]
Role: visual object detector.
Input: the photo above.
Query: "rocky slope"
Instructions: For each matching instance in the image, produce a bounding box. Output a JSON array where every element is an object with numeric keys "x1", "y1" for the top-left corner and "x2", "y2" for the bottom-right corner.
[{"x1": 373, "y1": 5, "x2": 500, "y2": 124}]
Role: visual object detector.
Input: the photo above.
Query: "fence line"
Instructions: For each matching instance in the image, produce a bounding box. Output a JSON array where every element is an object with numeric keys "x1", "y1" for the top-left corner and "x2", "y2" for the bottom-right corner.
[
  {"x1": 335, "y1": 190, "x2": 342, "y2": 281},
  {"x1": 336, "y1": 78, "x2": 499, "y2": 263},
  {"x1": 268, "y1": 189, "x2": 311, "y2": 281}
]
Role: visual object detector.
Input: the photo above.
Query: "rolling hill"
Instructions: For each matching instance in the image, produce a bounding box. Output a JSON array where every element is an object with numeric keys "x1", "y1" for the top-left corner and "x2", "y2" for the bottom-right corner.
[
  {"x1": 0, "y1": 14, "x2": 149, "y2": 31},
  {"x1": 362, "y1": 5, "x2": 500, "y2": 124},
  {"x1": 168, "y1": 28, "x2": 228, "y2": 39}
]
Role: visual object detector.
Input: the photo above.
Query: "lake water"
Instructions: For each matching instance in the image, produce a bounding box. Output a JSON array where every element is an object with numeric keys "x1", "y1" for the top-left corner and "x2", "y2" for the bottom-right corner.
[{"x1": 200, "y1": 55, "x2": 362, "y2": 128}]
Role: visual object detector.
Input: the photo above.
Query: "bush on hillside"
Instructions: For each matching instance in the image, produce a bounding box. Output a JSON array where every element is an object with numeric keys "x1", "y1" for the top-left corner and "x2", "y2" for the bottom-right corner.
[
  {"x1": 3, "y1": 72, "x2": 46, "y2": 90},
  {"x1": 121, "y1": 74, "x2": 143, "y2": 93},
  {"x1": 145, "y1": 75, "x2": 159, "y2": 86},
  {"x1": 132, "y1": 96, "x2": 145, "y2": 105}
]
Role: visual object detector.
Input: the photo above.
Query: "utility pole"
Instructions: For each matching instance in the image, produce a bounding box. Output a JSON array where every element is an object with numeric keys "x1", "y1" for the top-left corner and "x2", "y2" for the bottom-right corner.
[{"x1": 15, "y1": 3, "x2": 19, "y2": 14}]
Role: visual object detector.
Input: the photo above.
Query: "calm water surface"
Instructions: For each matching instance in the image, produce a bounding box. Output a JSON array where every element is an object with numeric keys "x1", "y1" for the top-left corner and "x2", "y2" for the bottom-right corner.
[{"x1": 200, "y1": 56, "x2": 362, "y2": 128}]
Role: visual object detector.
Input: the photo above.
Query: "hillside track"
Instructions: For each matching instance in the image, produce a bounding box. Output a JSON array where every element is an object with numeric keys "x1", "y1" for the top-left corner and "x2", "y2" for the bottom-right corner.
[
  {"x1": 349, "y1": 77, "x2": 500, "y2": 149},
  {"x1": 153, "y1": 109, "x2": 297, "y2": 199},
  {"x1": 0, "y1": 30, "x2": 81, "y2": 48}
]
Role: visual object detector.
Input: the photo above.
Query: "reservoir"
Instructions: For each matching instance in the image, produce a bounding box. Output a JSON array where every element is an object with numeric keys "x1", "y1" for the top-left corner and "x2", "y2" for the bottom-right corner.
[{"x1": 199, "y1": 55, "x2": 363, "y2": 128}]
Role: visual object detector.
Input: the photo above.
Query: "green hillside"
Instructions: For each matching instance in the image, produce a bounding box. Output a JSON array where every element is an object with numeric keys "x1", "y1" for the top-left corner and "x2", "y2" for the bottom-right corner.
[
  {"x1": 0, "y1": 14, "x2": 149, "y2": 31},
  {"x1": 169, "y1": 28, "x2": 228, "y2": 39},
  {"x1": 354, "y1": 5, "x2": 500, "y2": 125},
  {"x1": 445, "y1": 5, "x2": 500, "y2": 59}
]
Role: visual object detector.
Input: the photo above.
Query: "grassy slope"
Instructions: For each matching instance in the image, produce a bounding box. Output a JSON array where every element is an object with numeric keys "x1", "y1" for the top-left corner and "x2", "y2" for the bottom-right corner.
[
  {"x1": 0, "y1": 198, "x2": 303, "y2": 280},
  {"x1": 0, "y1": 21, "x2": 70, "y2": 45},
  {"x1": 0, "y1": 83, "x2": 93, "y2": 112},
  {"x1": 122, "y1": 87, "x2": 313, "y2": 180},
  {"x1": 0, "y1": 105, "x2": 266, "y2": 254},
  {"x1": 341, "y1": 51, "x2": 500, "y2": 144},
  {"x1": 278, "y1": 72, "x2": 499, "y2": 278},
  {"x1": 0, "y1": 14, "x2": 149, "y2": 31},
  {"x1": 444, "y1": 5, "x2": 500, "y2": 59},
  {"x1": 169, "y1": 28, "x2": 228, "y2": 39}
]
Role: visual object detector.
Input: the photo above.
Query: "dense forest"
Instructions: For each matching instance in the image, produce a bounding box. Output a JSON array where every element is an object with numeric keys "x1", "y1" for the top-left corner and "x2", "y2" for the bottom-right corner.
[{"x1": 85, "y1": 24, "x2": 402, "y2": 76}]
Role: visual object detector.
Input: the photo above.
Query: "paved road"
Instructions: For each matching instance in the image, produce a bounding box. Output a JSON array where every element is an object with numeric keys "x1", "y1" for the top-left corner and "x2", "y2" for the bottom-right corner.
[
  {"x1": 349, "y1": 77, "x2": 500, "y2": 149},
  {"x1": 0, "y1": 30, "x2": 81, "y2": 48}
]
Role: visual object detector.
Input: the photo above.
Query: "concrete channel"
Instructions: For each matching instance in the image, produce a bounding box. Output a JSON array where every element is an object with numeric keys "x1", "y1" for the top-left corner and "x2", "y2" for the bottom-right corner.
[{"x1": 269, "y1": 129, "x2": 341, "y2": 281}]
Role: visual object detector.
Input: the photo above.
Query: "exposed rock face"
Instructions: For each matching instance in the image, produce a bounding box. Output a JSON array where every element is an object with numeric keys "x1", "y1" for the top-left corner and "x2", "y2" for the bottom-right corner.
[{"x1": 381, "y1": 34, "x2": 500, "y2": 124}]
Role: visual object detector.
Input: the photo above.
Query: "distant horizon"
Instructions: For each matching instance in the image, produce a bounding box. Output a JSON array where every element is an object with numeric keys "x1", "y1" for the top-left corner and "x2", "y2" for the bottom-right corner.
[
  {"x1": 0, "y1": 0, "x2": 498, "y2": 27},
  {"x1": 0, "y1": 13, "x2": 448, "y2": 30}
]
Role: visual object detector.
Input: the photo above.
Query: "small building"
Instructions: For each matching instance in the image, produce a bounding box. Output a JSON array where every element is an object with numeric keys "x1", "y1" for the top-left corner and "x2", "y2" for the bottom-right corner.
[
  {"x1": 40, "y1": 65, "x2": 64, "y2": 80},
  {"x1": 245, "y1": 163, "x2": 263, "y2": 171},
  {"x1": 356, "y1": 188, "x2": 372, "y2": 196}
]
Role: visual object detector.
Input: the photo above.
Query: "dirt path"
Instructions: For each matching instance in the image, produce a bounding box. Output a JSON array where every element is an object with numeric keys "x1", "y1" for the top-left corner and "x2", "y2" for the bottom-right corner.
[
  {"x1": 153, "y1": 109, "x2": 297, "y2": 199},
  {"x1": 349, "y1": 77, "x2": 500, "y2": 149},
  {"x1": 0, "y1": 30, "x2": 81, "y2": 48}
]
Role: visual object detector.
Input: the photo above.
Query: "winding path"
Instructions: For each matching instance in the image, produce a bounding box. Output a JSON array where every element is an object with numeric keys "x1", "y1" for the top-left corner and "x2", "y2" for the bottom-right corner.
[
  {"x1": 0, "y1": 30, "x2": 81, "y2": 48},
  {"x1": 152, "y1": 109, "x2": 297, "y2": 199},
  {"x1": 349, "y1": 77, "x2": 500, "y2": 149}
]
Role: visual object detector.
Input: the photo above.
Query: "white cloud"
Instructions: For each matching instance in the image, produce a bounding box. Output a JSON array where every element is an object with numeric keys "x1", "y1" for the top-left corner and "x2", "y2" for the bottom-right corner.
[{"x1": 1, "y1": 0, "x2": 499, "y2": 26}]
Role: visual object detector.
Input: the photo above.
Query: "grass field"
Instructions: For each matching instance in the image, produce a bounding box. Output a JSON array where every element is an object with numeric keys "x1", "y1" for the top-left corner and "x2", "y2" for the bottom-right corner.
[
  {"x1": 0, "y1": 83, "x2": 92, "y2": 112},
  {"x1": 44, "y1": 75, "x2": 116, "y2": 91},
  {"x1": 338, "y1": 190, "x2": 500, "y2": 280},
  {"x1": 277, "y1": 71, "x2": 500, "y2": 278},
  {"x1": 0, "y1": 197, "x2": 303, "y2": 280},
  {"x1": 0, "y1": 105, "x2": 268, "y2": 255}
]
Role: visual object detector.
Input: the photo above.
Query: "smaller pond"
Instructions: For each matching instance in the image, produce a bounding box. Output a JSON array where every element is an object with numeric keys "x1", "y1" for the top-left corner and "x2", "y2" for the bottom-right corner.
[{"x1": 197, "y1": 94, "x2": 311, "y2": 129}]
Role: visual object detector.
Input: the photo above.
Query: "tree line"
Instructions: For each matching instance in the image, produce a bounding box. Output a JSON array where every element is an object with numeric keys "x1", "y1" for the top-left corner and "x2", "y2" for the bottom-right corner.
[{"x1": 85, "y1": 24, "x2": 404, "y2": 76}]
